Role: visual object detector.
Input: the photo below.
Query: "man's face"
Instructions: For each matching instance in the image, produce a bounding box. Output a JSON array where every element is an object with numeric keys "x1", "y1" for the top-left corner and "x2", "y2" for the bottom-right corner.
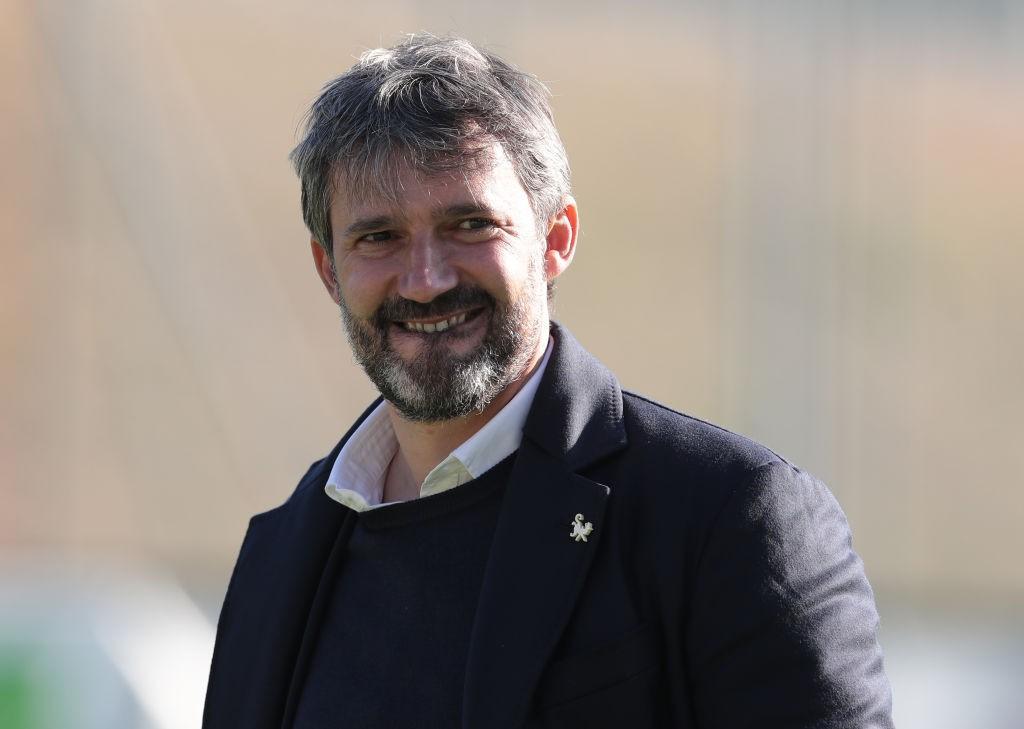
[{"x1": 318, "y1": 144, "x2": 554, "y2": 422}]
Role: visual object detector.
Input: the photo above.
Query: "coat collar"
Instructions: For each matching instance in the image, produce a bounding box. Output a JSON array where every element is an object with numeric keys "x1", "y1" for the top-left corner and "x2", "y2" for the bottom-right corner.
[
  {"x1": 203, "y1": 322, "x2": 627, "y2": 729},
  {"x1": 525, "y1": 322, "x2": 627, "y2": 469}
]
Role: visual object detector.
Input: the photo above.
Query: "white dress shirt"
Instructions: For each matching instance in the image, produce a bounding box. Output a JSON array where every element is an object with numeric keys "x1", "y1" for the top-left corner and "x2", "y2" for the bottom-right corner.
[{"x1": 324, "y1": 339, "x2": 553, "y2": 512}]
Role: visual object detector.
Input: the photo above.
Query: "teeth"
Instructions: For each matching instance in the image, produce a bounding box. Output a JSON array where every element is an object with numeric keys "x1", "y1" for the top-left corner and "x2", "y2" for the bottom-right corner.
[{"x1": 404, "y1": 311, "x2": 470, "y2": 333}]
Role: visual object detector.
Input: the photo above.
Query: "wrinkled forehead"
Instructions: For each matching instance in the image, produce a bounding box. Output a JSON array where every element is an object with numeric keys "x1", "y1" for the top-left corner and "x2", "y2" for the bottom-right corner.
[{"x1": 331, "y1": 140, "x2": 505, "y2": 212}]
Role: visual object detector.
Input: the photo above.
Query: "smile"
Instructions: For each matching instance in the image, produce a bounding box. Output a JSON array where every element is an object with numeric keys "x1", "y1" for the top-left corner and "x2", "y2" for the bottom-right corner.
[{"x1": 400, "y1": 309, "x2": 480, "y2": 334}]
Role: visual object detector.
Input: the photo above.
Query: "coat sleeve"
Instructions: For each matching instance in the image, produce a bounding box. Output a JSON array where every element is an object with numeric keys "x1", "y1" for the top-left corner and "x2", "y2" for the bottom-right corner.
[{"x1": 684, "y1": 460, "x2": 893, "y2": 728}]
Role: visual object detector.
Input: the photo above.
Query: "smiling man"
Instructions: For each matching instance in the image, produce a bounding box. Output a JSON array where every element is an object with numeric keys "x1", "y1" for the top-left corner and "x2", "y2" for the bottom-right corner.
[
  {"x1": 311, "y1": 142, "x2": 566, "y2": 505},
  {"x1": 203, "y1": 35, "x2": 893, "y2": 729}
]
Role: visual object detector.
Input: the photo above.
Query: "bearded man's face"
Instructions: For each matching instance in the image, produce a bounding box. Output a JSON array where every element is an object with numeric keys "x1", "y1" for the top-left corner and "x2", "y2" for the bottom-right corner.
[{"x1": 320, "y1": 145, "x2": 551, "y2": 422}]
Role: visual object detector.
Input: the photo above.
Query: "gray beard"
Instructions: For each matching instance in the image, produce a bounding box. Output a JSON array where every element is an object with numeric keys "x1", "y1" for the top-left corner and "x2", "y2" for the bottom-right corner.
[{"x1": 337, "y1": 283, "x2": 544, "y2": 423}]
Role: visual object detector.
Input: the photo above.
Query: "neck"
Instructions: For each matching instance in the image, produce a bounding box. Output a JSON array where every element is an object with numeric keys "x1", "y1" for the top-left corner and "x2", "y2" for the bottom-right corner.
[{"x1": 387, "y1": 335, "x2": 546, "y2": 487}]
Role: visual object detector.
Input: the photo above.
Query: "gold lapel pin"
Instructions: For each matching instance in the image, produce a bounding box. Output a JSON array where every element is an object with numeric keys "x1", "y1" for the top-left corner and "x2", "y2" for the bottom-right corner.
[{"x1": 570, "y1": 513, "x2": 594, "y2": 542}]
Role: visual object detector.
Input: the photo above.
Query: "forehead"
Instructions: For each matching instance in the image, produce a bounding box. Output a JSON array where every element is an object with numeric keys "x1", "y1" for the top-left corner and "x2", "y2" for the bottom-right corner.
[{"x1": 330, "y1": 142, "x2": 530, "y2": 221}]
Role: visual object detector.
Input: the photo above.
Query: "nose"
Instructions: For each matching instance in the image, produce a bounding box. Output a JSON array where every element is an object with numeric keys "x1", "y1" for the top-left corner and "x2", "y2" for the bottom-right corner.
[{"x1": 397, "y1": 234, "x2": 458, "y2": 303}]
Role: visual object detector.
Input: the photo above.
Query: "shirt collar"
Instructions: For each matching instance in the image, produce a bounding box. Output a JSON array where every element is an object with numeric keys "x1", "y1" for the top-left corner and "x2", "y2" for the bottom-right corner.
[{"x1": 325, "y1": 337, "x2": 553, "y2": 511}]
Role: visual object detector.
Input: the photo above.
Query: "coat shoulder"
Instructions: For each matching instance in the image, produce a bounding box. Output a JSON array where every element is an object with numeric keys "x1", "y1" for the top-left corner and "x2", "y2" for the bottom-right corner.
[
  {"x1": 246, "y1": 453, "x2": 332, "y2": 524},
  {"x1": 254, "y1": 397, "x2": 384, "y2": 519},
  {"x1": 606, "y1": 392, "x2": 892, "y2": 727},
  {"x1": 608, "y1": 390, "x2": 823, "y2": 553},
  {"x1": 619, "y1": 389, "x2": 788, "y2": 480}
]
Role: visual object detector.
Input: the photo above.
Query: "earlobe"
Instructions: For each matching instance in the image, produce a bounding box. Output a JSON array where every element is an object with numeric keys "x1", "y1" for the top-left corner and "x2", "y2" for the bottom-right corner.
[
  {"x1": 544, "y1": 197, "x2": 579, "y2": 281},
  {"x1": 311, "y1": 238, "x2": 342, "y2": 305}
]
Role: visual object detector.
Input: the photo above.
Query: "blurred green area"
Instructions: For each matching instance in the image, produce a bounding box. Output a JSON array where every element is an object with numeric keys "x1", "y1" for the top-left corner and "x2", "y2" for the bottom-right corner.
[{"x1": 0, "y1": 652, "x2": 35, "y2": 729}]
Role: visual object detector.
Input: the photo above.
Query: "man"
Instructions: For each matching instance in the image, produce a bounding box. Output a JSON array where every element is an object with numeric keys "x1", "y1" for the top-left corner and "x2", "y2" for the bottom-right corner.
[{"x1": 204, "y1": 34, "x2": 892, "y2": 729}]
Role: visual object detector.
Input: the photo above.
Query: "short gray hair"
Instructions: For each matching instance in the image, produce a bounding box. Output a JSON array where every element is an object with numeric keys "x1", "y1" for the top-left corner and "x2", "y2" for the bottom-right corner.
[{"x1": 289, "y1": 34, "x2": 571, "y2": 253}]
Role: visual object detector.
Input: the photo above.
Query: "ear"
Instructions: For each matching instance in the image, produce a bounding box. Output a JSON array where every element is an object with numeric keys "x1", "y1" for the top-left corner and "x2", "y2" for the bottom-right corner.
[
  {"x1": 543, "y1": 196, "x2": 579, "y2": 282},
  {"x1": 311, "y1": 238, "x2": 342, "y2": 305}
]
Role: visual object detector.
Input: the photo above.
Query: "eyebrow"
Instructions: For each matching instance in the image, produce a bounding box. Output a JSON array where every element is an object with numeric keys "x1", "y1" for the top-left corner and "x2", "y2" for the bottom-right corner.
[
  {"x1": 439, "y1": 203, "x2": 494, "y2": 220},
  {"x1": 342, "y1": 215, "x2": 395, "y2": 239},
  {"x1": 341, "y1": 204, "x2": 497, "y2": 239}
]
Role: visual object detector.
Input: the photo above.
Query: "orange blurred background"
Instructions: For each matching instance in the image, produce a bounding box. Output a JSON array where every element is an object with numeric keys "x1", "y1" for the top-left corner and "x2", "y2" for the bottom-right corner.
[{"x1": 2, "y1": 1, "x2": 1022, "y2": 727}]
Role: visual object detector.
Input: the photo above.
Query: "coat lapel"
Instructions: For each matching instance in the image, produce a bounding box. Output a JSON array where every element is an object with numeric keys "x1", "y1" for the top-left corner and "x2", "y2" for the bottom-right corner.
[{"x1": 462, "y1": 324, "x2": 627, "y2": 729}]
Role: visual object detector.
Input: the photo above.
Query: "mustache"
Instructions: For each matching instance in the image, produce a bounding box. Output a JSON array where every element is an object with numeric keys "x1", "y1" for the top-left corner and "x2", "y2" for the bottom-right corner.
[{"x1": 373, "y1": 285, "x2": 495, "y2": 325}]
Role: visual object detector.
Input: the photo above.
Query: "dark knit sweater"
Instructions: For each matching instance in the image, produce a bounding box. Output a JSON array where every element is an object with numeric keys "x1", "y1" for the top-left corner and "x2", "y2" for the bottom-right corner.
[{"x1": 291, "y1": 454, "x2": 515, "y2": 729}]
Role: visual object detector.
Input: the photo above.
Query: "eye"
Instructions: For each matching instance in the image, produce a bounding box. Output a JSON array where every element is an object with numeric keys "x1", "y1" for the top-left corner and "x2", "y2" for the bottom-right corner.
[
  {"x1": 358, "y1": 230, "x2": 395, "y2": 245},
  {"x1": 455, "y1": 218, "x2": 498, "y2": 238}
]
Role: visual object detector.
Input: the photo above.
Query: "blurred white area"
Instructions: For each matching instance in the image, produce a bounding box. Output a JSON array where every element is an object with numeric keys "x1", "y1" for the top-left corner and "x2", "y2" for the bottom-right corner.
[
  {"x1": 880, "y1": 605, "x2": 1024, "y2": 729},
  {"x1": 0, "y1": 557, "x2": 214, "y2": 729}
]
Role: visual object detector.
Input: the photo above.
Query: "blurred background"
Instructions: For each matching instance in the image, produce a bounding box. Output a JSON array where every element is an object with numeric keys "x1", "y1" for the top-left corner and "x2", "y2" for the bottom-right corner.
[{"x1": 2, "y1": 0, "x2": 1022, "y2": 727}]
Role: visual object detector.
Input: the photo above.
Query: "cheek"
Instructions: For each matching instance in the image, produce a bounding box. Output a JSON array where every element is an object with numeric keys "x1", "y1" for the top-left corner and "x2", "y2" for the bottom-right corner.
[
  {"x1": 337, "y1": 260, "x2": 393, "y2": 316},
  {"x1": 468, "y1": 244, "x2": 543, "y2": 296}
]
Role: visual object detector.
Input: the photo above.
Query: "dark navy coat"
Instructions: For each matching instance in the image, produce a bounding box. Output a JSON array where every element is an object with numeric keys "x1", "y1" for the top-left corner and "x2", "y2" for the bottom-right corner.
[{"x1": 203, "y1": 323, "x2": 893, "y2": 728}]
